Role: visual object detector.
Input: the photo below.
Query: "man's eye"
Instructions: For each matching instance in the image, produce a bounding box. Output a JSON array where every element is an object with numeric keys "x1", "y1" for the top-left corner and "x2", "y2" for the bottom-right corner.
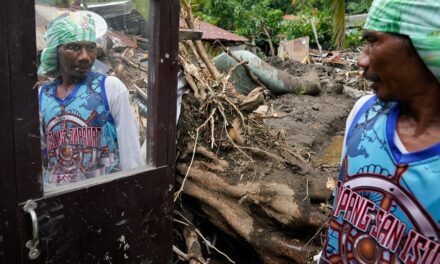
[
  {"x1": 67, "y1": 45, "x2": 81, "y2": 51},
  {"x1": 86, "y1": 44, "x2": 97, "y2": 50},
  {"x1": 366, "y1": 37, "x2": 377, "y2": 43}
]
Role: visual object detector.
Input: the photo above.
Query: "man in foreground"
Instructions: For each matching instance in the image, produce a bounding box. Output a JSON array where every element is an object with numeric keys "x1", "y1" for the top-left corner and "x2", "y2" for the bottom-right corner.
[
  {"x1": 39, "y1": 12, "x2": 143, "y2": 186},
  {"x1": 320, "y1": 0, "x2": 440, "y2": 263}
]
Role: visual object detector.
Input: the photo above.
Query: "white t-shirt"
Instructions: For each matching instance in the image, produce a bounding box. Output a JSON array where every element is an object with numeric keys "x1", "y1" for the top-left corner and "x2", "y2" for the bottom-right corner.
[{"x1": 104, "y1": 76, "x2": 145, "y2": 170}]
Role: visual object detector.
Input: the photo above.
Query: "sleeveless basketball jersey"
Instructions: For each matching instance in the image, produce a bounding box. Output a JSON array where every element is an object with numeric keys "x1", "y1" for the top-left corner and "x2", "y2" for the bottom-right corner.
[
  {"x1": 321, "y1": 96, "x2": 440, "y2": 263},
  {"x1": 39, "y1": 71, "x2": 120, "y2": 185}
]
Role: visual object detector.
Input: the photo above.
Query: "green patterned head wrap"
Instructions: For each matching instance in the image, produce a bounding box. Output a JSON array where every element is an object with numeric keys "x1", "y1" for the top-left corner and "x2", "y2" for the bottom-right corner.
[
  {"x1": 38, "y1": 12, "x2": 96, "y2": 77},
  {"x1": 364, "y1": 0, "x2": 440, "y2": 83}
]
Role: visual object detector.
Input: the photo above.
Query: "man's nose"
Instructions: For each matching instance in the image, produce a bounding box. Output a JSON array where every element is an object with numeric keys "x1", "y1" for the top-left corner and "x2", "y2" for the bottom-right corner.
[
  {"x1": 78, "y1": 47, "x2": 91, "y2": 62},
  {"x1": 357, "y1": 47, "x2": 369, "y2": 69}
]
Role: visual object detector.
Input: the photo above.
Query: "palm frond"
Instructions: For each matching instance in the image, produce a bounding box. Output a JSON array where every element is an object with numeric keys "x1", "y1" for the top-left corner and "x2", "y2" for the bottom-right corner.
[{"x1": 330, "y1": 0, "x2": 346, "y2": 50}]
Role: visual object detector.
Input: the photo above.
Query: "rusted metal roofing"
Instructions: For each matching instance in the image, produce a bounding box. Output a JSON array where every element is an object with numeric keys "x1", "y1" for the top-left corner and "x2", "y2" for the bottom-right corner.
[{"x1": 181, "y1": 20, "x2": 248, "y2": 43}]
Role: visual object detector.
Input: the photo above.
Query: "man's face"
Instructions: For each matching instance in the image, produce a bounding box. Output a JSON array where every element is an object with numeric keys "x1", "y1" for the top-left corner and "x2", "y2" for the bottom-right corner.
[
  {"x1": 58, "y1": 41, "x2": 97, "y2": 80},
  {"x1": 357, "y1": 30, "x2": 428, "y2": 102}
]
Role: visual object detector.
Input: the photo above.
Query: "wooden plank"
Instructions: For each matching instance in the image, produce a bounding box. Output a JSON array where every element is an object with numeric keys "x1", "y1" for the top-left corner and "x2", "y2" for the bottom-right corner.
[
  {"x1": 0, "y1": 1, "x2": 22, "y2": 262},
  {"x1": 146, "y1": 2, "x2": 179, "y2": 262},
  {"x1": 6, "y1": 0, "x2": 42, "y2": 203},
  {"x1": 179, "y1": 28, "x2": 203, "y2": 41},
  {"x1": 18, "y1": 167, "x2": 172, "y2": 263},
  {"x1": 148, "y1": 0, "x2": 179, "y2": 167}
]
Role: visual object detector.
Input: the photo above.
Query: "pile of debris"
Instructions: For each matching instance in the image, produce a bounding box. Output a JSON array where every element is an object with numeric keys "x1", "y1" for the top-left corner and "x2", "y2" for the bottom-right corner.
[
  {"x1": 172, "y1": 1, "x2": 377, "y2": 263},
  {"x1": 171, "y1": 2, "x2": 374, "y2": 263}
]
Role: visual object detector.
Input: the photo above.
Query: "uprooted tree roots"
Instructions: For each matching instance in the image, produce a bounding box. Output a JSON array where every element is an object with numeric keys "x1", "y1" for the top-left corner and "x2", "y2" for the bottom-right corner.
[{"x1": 174, "y1": 2, "x2": 334, "y2": 263}]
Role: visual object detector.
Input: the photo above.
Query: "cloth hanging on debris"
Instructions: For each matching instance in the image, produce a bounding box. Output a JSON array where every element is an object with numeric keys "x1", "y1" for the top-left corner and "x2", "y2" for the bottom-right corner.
[
  {"x1": 364, "y1": 0, "x2": 440, "y2": 83},
  {"x1": 38, "y1": 12, "x2": 96, "y2": 77}
]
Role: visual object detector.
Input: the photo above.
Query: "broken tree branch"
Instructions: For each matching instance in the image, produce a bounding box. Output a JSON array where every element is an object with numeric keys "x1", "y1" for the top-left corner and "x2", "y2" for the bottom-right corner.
[
  {"x1": 184, "y1": 226, "x2": 208, "y2": 264},
  {"x1": 173, "y1": 245, "x2": 189, "y2": 261},
  {"x1": 182, "y1": 2, "x2": 221, "y2": 80},
  {"x1": 175, "y1": 214, "x2": 236, "y2": 264}
]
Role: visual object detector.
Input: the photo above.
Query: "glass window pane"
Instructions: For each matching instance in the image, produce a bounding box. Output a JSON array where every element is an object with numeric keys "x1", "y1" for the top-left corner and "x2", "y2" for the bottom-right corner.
[{"x1": 35, "y1": 0, "x2": 152, "y2": 191}]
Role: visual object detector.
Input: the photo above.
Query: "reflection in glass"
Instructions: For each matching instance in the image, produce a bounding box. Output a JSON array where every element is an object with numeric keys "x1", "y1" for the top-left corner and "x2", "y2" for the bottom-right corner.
[{"x1": 35, "y1": 0, "x2": 150, "y2": 188}]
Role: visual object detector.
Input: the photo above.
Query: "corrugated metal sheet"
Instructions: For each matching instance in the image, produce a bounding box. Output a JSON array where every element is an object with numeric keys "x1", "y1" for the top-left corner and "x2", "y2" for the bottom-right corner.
[{"x1": 181, "y1": 20, "x2": 248, "y2": 43}]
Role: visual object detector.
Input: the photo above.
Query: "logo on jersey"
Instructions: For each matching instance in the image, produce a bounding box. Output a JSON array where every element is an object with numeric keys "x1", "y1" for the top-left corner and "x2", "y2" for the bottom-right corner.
[
  {"x1": 324, "y1": 160, "x2": 440, "y2": 263},
  {"x1": 45, "y1": 109, "x2": 105, "y2": 184}
]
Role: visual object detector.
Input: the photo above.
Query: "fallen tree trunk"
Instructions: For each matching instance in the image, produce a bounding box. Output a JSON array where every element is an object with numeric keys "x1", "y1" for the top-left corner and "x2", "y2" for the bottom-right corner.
[
  {"x1": 176, "y1": 163, "x2": 329, "y2": 229},
  {"x1": 177, "y1": 176, "x2": 315, "y2": 263}
]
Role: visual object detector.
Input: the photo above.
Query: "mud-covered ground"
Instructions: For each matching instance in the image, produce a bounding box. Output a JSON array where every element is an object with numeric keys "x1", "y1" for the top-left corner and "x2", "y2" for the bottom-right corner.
[
  {"x1": 264, "y1": 57, "x2": 357, "y2": 156},
  {"x1": 175, "y1": 56, "x2": 367, "y2": 263}
]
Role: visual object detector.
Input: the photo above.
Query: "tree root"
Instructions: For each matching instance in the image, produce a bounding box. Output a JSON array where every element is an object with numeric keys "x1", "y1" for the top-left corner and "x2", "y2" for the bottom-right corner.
[
  {"x1": 176, "y1": 163, "x2": 327, "y2": 229},
  {"x1": 177, "y1": 176, "x2": 317, "y2": 263}
]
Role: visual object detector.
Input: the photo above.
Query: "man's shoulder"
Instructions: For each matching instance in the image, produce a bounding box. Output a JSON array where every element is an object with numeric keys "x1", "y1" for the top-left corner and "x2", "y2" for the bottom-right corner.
[
  {"x1": 102, "y1": 75, "x2": 128, "y2": 104},
  {"x1": 104, "y1": 75, "x2": 124, "y2": 85},
  {"x1": 104, "y1": 75, "x2": 127, "y2": 92},
  {"x1": 40, "y1": 78, "x2": 59, "y2": 93}
]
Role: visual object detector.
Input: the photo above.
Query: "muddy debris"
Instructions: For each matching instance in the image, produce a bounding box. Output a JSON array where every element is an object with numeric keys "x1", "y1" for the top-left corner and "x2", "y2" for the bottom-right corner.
[{"x1": 172, "y1": 4, "x2": 375, "y2": 264}]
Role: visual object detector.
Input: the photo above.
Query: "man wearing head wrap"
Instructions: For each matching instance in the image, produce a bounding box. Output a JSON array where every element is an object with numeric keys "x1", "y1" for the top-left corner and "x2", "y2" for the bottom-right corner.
[
  {"x1": 39, "y1": 12, "x2": 144, "y2": 186},
  {"x1": 319, "y1": 1, "x2": 440, "y2": 263}
]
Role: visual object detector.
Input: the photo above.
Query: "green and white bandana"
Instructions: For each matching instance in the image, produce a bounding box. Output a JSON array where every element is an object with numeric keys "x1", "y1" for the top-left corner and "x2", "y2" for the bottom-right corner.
[
  {"x1": 38, "y1": 12, "x2": 96, "y2": 77},
  {"x1": 364, "y1": 0, "x2": 440, "y2": 83}
]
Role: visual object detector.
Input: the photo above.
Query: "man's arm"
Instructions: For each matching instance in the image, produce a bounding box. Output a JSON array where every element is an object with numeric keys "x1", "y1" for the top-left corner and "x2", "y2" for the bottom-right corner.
[{"x1": 105, "y1": 76, "x2": 145, "y2": 170}]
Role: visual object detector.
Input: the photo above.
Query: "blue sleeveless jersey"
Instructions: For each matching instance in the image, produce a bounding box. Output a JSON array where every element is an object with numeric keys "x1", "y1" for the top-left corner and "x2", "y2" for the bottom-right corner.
[
  {"x1": 39, "y1": 71, "x2": 120, "y2": 185},
  {"x1": 321, "y1": 96, "x2": 440, "y2": 264}
]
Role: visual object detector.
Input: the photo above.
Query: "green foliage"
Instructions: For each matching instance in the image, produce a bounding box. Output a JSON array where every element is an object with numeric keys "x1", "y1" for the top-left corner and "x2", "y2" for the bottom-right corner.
[
  {"x1": 290, "y1": 0, "x2": 325, "y2": 15},
  {"x1": 268, "y1": 0, "x2": 296, "y2": 14},
  {"x1": 132, "y1": 0, "x2": 150, "y2": 19},
  {"x1": 189, "y1": 0, "x2": 371, "y2": 53},
  {"x1": 279, "y1": 11, "x2": 335, "y2": 50},
  {"x1": 346, "y1": 0, "x2": 373, "y2": 15},
  {"x1": 234, "y1": 1, "x2": 283, "y2": 43},
  {"x1": 346, "y1": 29, "x2": 365, "y2": 48},
  {"x1": 190, "y1": 0, "x2": 238, "y2": 30},
  {"x1": 191, "y1": 0, "x2": 284, "y2": 54}
]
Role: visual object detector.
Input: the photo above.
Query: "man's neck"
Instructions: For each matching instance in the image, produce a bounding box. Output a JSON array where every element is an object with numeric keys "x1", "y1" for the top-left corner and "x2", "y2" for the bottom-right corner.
[
  {"x1": 57, "y1": 74, "x2": 85, "y2": 99},
  {"x1": 399, "y1": 82, "x2": 440, "y2": 134},
  {"x1": 397, "y1": 80, "x2": 440, "y2": 152}
]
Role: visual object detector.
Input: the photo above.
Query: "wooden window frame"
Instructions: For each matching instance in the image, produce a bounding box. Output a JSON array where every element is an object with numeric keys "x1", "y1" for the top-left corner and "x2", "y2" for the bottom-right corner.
[{"x1": 0, "y1": 0, "x2": 179, "y2": 261}]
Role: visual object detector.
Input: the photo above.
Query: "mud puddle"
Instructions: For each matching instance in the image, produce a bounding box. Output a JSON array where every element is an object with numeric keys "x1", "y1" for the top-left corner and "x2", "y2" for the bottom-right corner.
[{"x1": 317, "y1": 135, "x2": 344, "y2": 165}]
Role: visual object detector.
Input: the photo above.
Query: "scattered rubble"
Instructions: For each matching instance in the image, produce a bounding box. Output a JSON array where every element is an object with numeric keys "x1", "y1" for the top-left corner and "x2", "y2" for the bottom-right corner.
[{"x1": 174, "y1": 3, "x2": 372, "y2": 264}]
